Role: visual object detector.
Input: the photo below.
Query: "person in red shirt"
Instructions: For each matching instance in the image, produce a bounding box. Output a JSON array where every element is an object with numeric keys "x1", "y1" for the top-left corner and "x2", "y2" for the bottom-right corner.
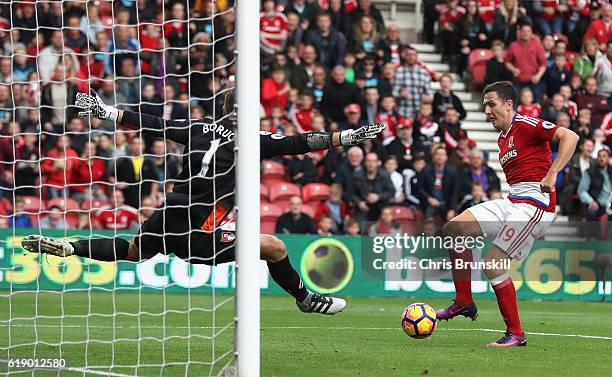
[
  {"x1": 438, "y1": 0, "x2": 466, "y2": 63},
  {"x1": 260, "y1": 0, "x2": 288, "y2": 56},
  {"x1": 504, "y1": 22, "x2": 548, "y2": 101},
  {"x1": 575, "y1": 76, "x2": 609, "y2": 125},
  {"x1": 293, "y1": 90, "x2": 319, "y2": 132},
  {"x1": 477, "y1": 0, "x2": 501, "y2": 29},
  {"x1": 583, "y1": 3, "x2": 612, "y2": 51},
  {"x1": 534, "y1": 0, "x2": 567, "y2": 36},
  {"x1": 93, "y1": 190, "x2": 140, "y2": 231},
  {"x1": 262, "y1": 68, "x2": 291, "y2": 115},
  {"x1": 375, "y1": 94, "x2": 403, "y2": 143},
  {"x1": 516, "y1": 87, "x2": 542, "y2": 118},
  {"x1": 70, "y1": 141, "x2": 107, "y2": 201},
  {"x1": 41, "y1": 135, "x2": 78, "y2": 199}
]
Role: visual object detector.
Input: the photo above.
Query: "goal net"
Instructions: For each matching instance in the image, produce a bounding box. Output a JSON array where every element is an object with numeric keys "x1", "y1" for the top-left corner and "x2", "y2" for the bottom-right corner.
[{"x1": 0, "y1": 0, "x2": 256, "y2": 375}]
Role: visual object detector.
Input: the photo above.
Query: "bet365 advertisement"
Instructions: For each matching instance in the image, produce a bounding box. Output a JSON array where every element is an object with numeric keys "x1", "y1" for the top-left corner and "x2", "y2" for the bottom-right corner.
[{"x1": 0, "y1": 229, "x2": 610, "y2": 301}]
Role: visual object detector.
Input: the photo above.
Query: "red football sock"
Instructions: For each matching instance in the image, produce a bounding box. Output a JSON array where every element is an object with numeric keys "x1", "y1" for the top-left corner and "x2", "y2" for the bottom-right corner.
[
  {"x1": 492, "y1": 278, "x2": 523, "y2": 337},
  {"x1": 450, "y1": 248, "x2": 473, "y2": 305}
]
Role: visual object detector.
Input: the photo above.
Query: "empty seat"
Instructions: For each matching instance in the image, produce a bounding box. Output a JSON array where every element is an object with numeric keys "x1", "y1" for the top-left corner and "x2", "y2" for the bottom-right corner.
[
  {"x1": 47, "y1": 197, "x2": 80, "y2": 211},
  {"x1": 262, "y1": 160, "x2": 286, "y2": 185},
  {"x1": 302, "y1": 183, "x2": 330, "y2": 203},
  {"x1": 20, "y1": 196, "x2": 43, "y2": 213},
  {"x1": 388, "y1": 205, "x2": 416, "y2": 222},
  {"x1": 261, "y1": 203, "x2": 283, "y2": 221},
  {"x1": 268, "y1": 182, "x2": 301, "y2": 202},
  {"x1": 468, "y1": 49, "x2": 494, "y2": 88}
]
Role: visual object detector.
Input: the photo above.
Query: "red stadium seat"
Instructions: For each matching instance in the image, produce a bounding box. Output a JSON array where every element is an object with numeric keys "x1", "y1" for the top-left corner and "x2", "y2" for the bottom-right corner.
[
  {"x1": 553, "y1": 33, "x2": 568, "y2": 43},
  {"x1": 301, "y1": 203, "x2": 317, "y2": 219},
  {"x1": 81, "y1": 199, "x2": 109, "y2": 211},
  {"x1": 268, "y1": 182, "x2": 301, "y2": 202},
  {"x1": 388, "y1": 206, "x2": 416, "y2": 222},
  {"x1": 302, "y1": 183, "x2": 330, "y2": 203},
  {"x1": 468, "y1": 49, "x2": 494, "y2": 88},
  {"x1": 260, "y1": 184, "x2": 270, "y2": 201},
  {"x1": 261, "y1": 203, "x2": 283, "y2": 221},
  {"x1": 20, "y1": 196, "x2": 43, "y2": 213},
  {"x1": 0, "y1": 197, "x2": 12, "y2": 216},
  {"x1": 262, "y1": 160, "x2": 287, "y2": 186},
  {"x1": 261, "y1": 221, "x2": 277, "y2": 234}
]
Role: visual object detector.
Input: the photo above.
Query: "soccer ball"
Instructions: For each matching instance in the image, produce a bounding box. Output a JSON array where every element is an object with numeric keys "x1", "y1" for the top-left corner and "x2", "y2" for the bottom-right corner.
[{"x1": 401, "y1": 303, "x2": 437, "y2": 339}]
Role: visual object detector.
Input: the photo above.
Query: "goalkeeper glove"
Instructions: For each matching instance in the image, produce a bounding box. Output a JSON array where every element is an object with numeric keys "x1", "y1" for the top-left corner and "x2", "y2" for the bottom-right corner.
[
  {"x1": 340, "y1": 123, "x2": 386, "y2": 146},
  {"x1": 75, "y1": 90, "x2": 119, "y2": 121}
]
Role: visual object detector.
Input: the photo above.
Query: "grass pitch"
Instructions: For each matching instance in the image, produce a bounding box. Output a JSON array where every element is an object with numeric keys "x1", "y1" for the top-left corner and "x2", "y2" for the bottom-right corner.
[{"x1": 1, "y1": 292, "x2": 611, "y2": 376}]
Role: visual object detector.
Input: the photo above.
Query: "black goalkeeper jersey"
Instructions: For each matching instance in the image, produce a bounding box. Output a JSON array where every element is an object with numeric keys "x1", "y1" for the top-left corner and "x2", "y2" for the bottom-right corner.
[{"x1": 120, "y1": 111, "x2": 320, "y2": 223}]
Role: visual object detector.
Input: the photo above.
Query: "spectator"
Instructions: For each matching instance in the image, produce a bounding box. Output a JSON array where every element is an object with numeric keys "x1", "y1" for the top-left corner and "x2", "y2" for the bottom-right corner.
[
  {"x1": 418, "y1": 146, "x2": 458, "y2": 220},
  {"x1": 504, "y1": 22, "x2": 548, "y2": 102},
  {"x1": 285, "y1": 0, "x2": 320, "y2": 26},
  {"x1": 315, "y1": 183, "x2": 350, "y2": 234},
  {"x1": 458, "y1": 181, "x2": 489, "y2": 212},
  {"x1": 573, "y1": 38, "x2": 603, "y2": 81},
  {"x1": 458, "y1": 148, "x2": 500, "y2": 197},
  {"x1": 288, "y1": 153, "x2": 317, "y2": 186},
  {"x1": 413, "y1": 101, "x2": 440, "y2": 148},
  {"x1": 80, "y1": 2, "x2": 105, "y2": 44},
  {"x1": 592, "y1": 128, "x2": 608, "y2": 158},
  {"x1": 386, "y1": 118, "x2": 423, "y2": 171},
  {"x1": 39, "y1": 206, "x2": 69, "y2": 230},
  {"x1": 402, "y1": 153, "x2": 427, "y2": 209},
  {"x1": 457, "y1": 0, "x2": 490, "y2": 74},
  {"x1": 262, "y1": 68, "x2": 291, "y2": 116},
  {"x1": 139, "y1": 196, "x2": 157, "y2": 223},
  {"x1": 275, "y1": 195, "x2": 317, "y2": 234},
  {"x1": 139, "y1": 82, "x2": 164, "y2": 117},
  {"x1": 492, "y1": 0, "x2": 524, "y2": 44},
  {"x1": 578, "y1": 148, "x2": 611, "y2": 230},
  {"x1": 116, "y1": 59, "x2": 141, "y2": 108},
  {"x1": 433, "y1": 73, "x2": 466, "y2": 122},
  {"x1": 93, "y1": 190, "x2": 140, "y2": 231},
  {"x1": 286, "y1": 11, "x2": 306, "y2": 49},
  {"x1": 346, "y1": 217, "x2": 362, "y2": 236},
  {"x1": 545, "y1": 54, "x2": 572, "y2": 97},
  {"x1": 350, "y1": 0, "x2": 386, "y2": 35},
  {"x1": 317, "y1": 215, "x2": 335, "y2": 235},
  {"x1": 362, "y1": 86, "x2": 380, "y2": 124},
  {"x1": 260, "y1": 0, "x2": 288, "y2": 58},
  {"x1": 593, "y1": 41, "x2": 612, "y2": 99},
  {"x1": 355, "y1": 55, "x2": 379, "y2": 89},
  {"x1": 352, "y1": 152, "x2": 395, "y2": 222},
  {"x1": 393, "y1": 45, "x2": 432, "y2": 118},
  {"x1": 438, "y1": 0, "x2": 466, "y2": 64},
  {"x1": 293, "y1": 91, "x2": 319, "y2": 132},
  {"x1": 376, "y1": 94, "x2": 403, "y2": 143},
  {"x1": 383, "y1": 155, "x2": 405, "y2": 204},
  {"x1": 517, "y1": 87, "x2": 542, "y2": 117},
  {"x1": 559, "y1": 84, "x2": 579, "y2": 120},
  {"x1": 560, "y1": 138, "x2": 595, "y2": 215},
  {"x1": 303, "y1": 12, "x2": 347, "y2": 69},
  {"x1": 368, "y1": 207, "x2": 402, "y2": 236},
  {"x1": 64, "y1": 14, "x2": 88, "y2": 54},
  {"x1": 14, "y1": 133, "x2": 39, "y2": 197},
  {"x1": 574, "y1": 108, "x2": 594, "y2": 139},
  {"x1": 41, "y1": 63, "x2": 79, "y2": 129},
  {"x1": 541, "y1": 92, "x2": 569, "y2": 123},
  {"x1": 437, "y1": 107, "x2": 467, "y2": 151},
  {"x1": 9, "y1": 196, "x2": 33, "y2": 228},
  {"x1": 542, "y1": 34, "x2": 556, "y2": 67},
  {"x1": 71, "y1": 141, "x2": 107, "y2": 202},
  {"x1": 575, "y1": 77, "x2": 609, "y2": 126},
  {"x1": 41, "y1": 135, "x2": 78, "y2": 200},
  {"x1": 161, "y1": 84, "x2": 188, "y2": 120},
  {"x1": 37, "y1": 30, "x2": 80, "y2": 84},
  {"x1": 534, "y1": 0, "x2": 566, "y2": 36},
  {"x1": 108, "y1": 26, "x2": 140, "y2": 76},
  {"x1": 484, "y1": 40, "x2": 514, "y2": 86},
  {"x1": 151, "y1": 139, "x2": 180, "y2": 194},
  {"x1": 348, "y1": 16, "x2": 380, "y2": 61},
  {"x1": 448, "y1": 133, "x2": 473, "y2": 170},
  {"x1": 289, "y1": 45, "x2": 319, "y2": 92},
  {"x1": 12, "y1": 44, "x2": 35, "y2": 82},
  {"x1": 377, "y1": 62, "x2": 396, "y2": 96},
  {"x1": 311, "y1": 66, "x2": 328, "y2": 107},
  {"x1": 377, "y1": 24, "x2": 403, "y2": 67},
  {"x1": 582, "y1": 3, "x2": 612, "y2": 52},
  {"x1": 67, "y1": 118, "x2": 89, "y2": 155},
  {"x1": 111, "y1": 136, "x2": 159, "y2": 209},
  {"x1": 321, "y1": 66, "x2": 362, "y2": 123}
]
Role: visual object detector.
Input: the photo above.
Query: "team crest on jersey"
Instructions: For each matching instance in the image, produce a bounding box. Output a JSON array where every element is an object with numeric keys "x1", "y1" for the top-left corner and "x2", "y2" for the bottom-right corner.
[
  {"x1": 220, "y1": 232, "x2": 235, "y2": 243},
  {"x1": 508, "y1": 136, "x2": 514, "y2": 148}
]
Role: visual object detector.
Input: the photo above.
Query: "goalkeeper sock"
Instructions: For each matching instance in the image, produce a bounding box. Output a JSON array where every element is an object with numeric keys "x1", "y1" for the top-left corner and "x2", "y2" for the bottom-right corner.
[
  {"x1": 492, "y1": 275, "x2": 523, "y2": 337},
  {"x1": 267, "y1": 255, "x2": 309, "y2": 303},
  {"x1": 72, "y1": 238, "x2": 130, "y2": 261},
  {"x1": 450, "y1": 248, "x2": 473, "y2": 305}
]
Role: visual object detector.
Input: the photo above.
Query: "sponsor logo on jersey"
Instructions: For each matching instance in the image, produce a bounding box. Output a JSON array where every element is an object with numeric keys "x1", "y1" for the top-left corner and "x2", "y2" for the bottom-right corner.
[
  {"x1": 220, "y1": 231, "x2": 235, "y2": 243},
  {"x1": 508, "y1": 136, "x2": 514, "y2": 148},
  {"x1": 500, "y1": 149, "x2": 517, "y2": 165}
]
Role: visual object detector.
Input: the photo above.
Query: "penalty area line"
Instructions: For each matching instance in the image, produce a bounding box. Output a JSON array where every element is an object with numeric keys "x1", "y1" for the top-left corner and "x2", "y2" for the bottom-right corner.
[{"x1": 0, "y1": 360, "x2": 137, "y2": 377}]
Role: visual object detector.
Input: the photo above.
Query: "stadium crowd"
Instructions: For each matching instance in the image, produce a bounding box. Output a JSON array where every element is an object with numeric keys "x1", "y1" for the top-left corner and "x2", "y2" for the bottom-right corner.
[{"x1": 0, "y1": 0, "x2": 610, "y2": 237}]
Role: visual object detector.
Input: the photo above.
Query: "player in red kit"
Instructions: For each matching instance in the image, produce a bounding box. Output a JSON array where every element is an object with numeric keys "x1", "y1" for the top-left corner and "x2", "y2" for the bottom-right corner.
[{"x1": 436, "y1": 81, "x2": 579, "y2": 347}]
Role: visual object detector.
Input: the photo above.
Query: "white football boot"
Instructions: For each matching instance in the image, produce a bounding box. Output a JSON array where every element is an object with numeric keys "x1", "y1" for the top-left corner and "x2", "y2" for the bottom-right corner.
[
  {"x1": 297, "y1": 293, "x2": 346, "y2": 315},
  {"x1": 21, "y1": 235, "x2": 75, "y2": 257}
]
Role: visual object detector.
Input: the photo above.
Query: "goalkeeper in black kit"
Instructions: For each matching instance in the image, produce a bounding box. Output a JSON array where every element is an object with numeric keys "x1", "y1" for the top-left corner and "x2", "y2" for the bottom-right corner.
[{"x1": 22, "y1": 90, "x2": 385, "y2": 315}]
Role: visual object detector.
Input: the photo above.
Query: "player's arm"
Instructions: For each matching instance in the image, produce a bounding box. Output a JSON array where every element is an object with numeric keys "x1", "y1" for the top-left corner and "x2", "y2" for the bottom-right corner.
[
  {"x1": 540, "y1": 127, "x2": 579, "y2": 193},
  {"x1": 261, "y1": 124, "x2": 386, "y2": 159},
  {"x1": 74, "y1": 90, "x2": 189, "y2": 144}
]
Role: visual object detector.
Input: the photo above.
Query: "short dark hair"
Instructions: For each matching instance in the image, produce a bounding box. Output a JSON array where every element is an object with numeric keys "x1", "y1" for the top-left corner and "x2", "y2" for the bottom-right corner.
[{"x1": 482, "y1": 81, "x2": 517, "y2": 108}]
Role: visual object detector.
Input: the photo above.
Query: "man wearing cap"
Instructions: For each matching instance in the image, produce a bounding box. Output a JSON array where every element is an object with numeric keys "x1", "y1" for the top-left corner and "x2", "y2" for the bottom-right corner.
[
  {"x1": 385, "y1": 117, "x2": 423, "y2": 171},
  {"x1": 339, "y1": 103, "x2": 366, "y2": 130}
]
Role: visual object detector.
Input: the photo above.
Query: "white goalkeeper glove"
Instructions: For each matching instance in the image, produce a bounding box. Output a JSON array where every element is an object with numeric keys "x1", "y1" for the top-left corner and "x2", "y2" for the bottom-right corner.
[
  {"x1": 340, "y1": 123, "x2": 386, "y2": 146},
  {"x1": 75, "y1": 90, "x2": 119, "y2": 121}
]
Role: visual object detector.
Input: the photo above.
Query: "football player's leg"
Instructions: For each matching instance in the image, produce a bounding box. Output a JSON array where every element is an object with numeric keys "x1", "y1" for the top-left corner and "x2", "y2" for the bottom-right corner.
[
  {"x1": 261, "y1": 234, "x2": 346, "y2": 315},
  {"x1": 21, "y1": 234, "x2": 137, "y2": 261},
  {"x1": 437, "y1": 209, "x2": 484, "y2": 320}
]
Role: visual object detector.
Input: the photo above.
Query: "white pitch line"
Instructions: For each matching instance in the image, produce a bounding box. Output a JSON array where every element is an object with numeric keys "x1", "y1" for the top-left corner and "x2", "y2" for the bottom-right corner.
[
  {"x1": 1, "y1": 324, "x2": 611, "y2": 341},
  {"x1": 0, "y1": 359, "x2": 137, "y2": 377}
]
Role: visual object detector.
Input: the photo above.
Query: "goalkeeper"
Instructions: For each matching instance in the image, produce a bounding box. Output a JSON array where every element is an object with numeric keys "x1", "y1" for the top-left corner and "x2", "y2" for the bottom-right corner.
[{"x1": 22, "y1": 90, "x2": 385, "y2": 315}]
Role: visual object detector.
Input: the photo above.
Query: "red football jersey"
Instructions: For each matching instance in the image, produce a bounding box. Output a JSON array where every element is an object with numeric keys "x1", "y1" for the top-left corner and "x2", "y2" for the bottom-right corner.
[
  {"x1": 498, "y1": 114, "x2": 559, "y2": 211},
  {"x1": 260, "y1": 12, "x2": 288, "y2": 49},
  {"x1": 95, "y1": 206, "x2": 140, "y2": 231},
  {"x1": 517, "y1": 103, "x2": 542, "y2": 118}
]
